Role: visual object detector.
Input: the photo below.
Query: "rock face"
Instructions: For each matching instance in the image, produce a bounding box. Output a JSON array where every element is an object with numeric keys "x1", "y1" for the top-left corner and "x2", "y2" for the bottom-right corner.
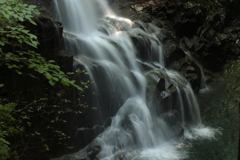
[{"x1": 110, "y1": 0, "x2": 240, "y2": 72}]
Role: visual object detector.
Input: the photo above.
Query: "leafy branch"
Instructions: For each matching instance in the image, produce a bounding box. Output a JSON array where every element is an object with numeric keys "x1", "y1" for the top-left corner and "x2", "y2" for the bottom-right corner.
[{"x1": 0, "y1": 0, "x2": 84, "y2": 91}]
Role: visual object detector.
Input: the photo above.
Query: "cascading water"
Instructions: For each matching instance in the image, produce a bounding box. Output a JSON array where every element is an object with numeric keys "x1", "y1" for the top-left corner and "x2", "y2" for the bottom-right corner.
[{"x1": 53, "y1": 0, "x2": 218, "y2": 159}]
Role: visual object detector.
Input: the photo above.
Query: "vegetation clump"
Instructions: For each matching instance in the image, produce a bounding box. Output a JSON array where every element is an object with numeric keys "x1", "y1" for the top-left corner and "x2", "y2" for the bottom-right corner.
[{"x1": 0, "y1": 0, "x2": 88, "y2": 159}]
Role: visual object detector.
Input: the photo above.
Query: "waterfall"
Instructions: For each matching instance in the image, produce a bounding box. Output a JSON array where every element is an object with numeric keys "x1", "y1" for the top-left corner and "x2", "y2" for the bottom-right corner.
[{"x1": 53, "y1": 0, "x2": 218, "y2": 159}]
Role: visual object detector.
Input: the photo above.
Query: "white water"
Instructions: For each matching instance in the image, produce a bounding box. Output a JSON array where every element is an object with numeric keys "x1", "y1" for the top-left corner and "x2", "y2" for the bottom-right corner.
[{"x1": 54, "y1": 0, "x2": 218, "y2": 159}]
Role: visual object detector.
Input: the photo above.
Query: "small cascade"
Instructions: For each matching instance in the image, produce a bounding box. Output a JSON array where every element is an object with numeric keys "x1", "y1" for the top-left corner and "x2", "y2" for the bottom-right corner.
[{"x1": 53, "y1": 0, "x2": 218, "y2": 159}]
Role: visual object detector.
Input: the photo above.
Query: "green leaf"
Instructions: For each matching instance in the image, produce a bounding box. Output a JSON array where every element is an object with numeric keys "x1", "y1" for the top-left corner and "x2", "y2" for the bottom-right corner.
[
  {"x1": 35, "y1": 132, "x2": 41, "y2": 136},
  {"x1": 0, "y1": 84, "x2": 4, "y2": 88},
  {"x1": 18, "y1": 16, "x2": 24, "y2": 22},
  {"x1": 28, "y1": 5, "x2": 37, "y2": 9},
  {"x1": 0, "y1": 0, "x2": 7, "y2": 4},
  {"x1": 74, "y1": 85, "x2": 84, "y2": 91},
  {"x1": 29, "y1": 34, "x2": 37, "y2": 39},
  {"x1": 18, "y1": 39, "x2": 23, "y2": 43},
  {"x1": 49, "y1": 80, "x2": 55, "y2": 86},
  {"x1": 13, "y1": 13, "x2": 18, "y2": 19},
  {"x1": 32, "y1": 9, "x2": 40, "y2": 15},
  {"x1": 29, "y1": 20, "x2": 37, "y2": 25},
  {"x1": 60, "y1": 77, "x2": 71, "y2": 86},
  {"x1": 25, "y1": 14, "x2": 33, "y2": 20},
  {"x1": 60, "y1": 80, "x2": 69, "y2": 86},
  {"x1": 52, "y1": 77, "x2": 59, "y2": 82},
  {"x1": 16, "y1": 70, "x2": 22, "y2": 75},
  {"x1": 46, "y1": 75, "x2": 52, "y2": 80},
  {"x1": 0, "y1": 41, "x2": 5, "y2": 46}
]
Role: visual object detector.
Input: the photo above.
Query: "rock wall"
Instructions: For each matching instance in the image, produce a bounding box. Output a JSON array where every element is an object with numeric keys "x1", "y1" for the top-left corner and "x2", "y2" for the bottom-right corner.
[{"x1": 111, "y1": 0, "x2": 240, "y2": 72}]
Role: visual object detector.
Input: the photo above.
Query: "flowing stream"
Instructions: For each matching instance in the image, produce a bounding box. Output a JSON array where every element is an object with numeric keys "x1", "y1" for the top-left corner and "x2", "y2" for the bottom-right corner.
[{"x1": 53, "y1": 0, "x2": 218, "y2": 159}]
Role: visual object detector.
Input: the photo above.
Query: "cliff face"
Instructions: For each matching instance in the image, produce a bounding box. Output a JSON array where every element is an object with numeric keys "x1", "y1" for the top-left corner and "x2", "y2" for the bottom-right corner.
[{"x1": 111, "y1": 0, "x2": 240, "y2": 71}]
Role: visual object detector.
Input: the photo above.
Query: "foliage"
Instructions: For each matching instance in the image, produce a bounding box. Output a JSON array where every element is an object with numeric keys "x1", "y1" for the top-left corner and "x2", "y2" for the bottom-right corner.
[
  {"x1": 0, "y1": 0, "x2": 83, "y2": 91},
  {"x1": 0, "y1": 0, "x2": 89, "y2": 159},
  {"x1": 0, "y1": 102, "x2": 22, "y2": 160},
  {"x1": 11, "y1": 86, "x2": 88, "y2": 159}
]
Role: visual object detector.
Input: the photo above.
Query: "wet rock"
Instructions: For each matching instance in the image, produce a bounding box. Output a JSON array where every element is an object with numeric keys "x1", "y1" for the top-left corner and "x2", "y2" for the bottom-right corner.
[
  {"x1": 166, "y1": 47, "x2": 202, "y2": 92},
  {"x1": 111, "y1": 0, "x2": 240, "y2": 72},
  {"x1": 161, "y1": 110, "x2": 179, "y2": 125},
  {"x1": 57, "y1": 50, "x2": 73, "y2": 72},
  {"x1": 172, "y1": 123, "x2": 184, "y2": 137},
  {"x1": 145, "y1": 67, "x2": 176, "y2": 99}
]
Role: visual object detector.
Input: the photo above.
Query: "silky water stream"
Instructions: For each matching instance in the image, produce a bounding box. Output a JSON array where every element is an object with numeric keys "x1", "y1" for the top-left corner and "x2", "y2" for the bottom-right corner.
[{"x1": 53, "y1": 0, "x2": 219, "y2": 159}]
